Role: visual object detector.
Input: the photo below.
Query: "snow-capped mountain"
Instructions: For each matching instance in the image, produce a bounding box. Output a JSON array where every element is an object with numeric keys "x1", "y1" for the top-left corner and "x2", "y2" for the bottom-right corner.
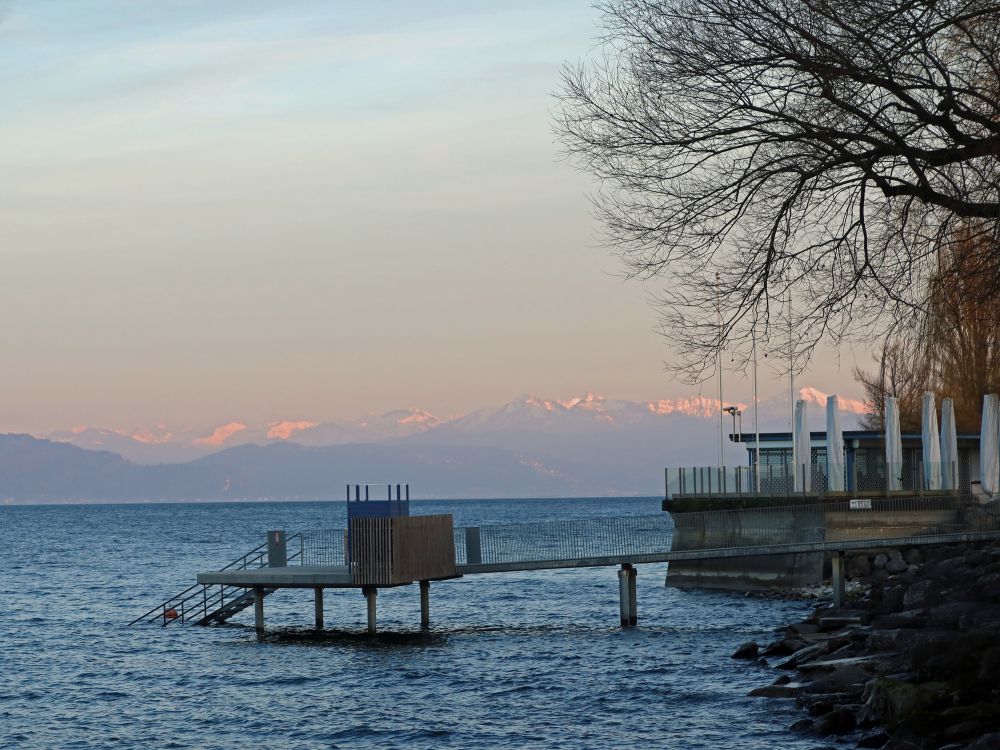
[
  {"x1": 40, "y1": 387, "x2": 867, "y2": 474},
  {"x1": 44, "y1": 408, "x2": 448, "y2": 464},
  {"x1": 744, "y1": 386, "x2": 868, "y2": 432},
  {"x1": 13, "y1": 387, "x2": 870, "y2": 500}
]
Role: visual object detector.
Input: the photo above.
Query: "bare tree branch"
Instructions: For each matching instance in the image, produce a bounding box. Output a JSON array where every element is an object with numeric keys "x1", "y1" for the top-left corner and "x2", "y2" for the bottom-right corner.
[{"x1": 555, "y1": 0, "x2": 1000, "y2": 380}]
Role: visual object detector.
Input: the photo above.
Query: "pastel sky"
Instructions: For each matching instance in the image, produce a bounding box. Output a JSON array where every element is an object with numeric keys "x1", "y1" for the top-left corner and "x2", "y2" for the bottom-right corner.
[{"x1": 0, "y1": 1, "x2": 870, "y2": 434}]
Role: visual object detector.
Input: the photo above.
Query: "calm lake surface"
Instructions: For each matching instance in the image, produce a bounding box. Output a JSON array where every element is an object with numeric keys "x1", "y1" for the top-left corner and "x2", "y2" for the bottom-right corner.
[{"x1": 3, "y1": 497, "x2": 822, "y2": 749}]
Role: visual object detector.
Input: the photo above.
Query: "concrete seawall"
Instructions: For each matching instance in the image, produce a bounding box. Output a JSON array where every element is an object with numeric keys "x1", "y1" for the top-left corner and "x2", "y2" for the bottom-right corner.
[{"x1": 664, "y1": 498, "x2": 960, "y2": 590}]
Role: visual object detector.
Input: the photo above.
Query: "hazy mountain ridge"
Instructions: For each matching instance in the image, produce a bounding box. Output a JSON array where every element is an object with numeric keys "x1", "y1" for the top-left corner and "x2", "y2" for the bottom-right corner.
[
  {"x1": 43, "y1": 387, "x2": 867, "y2": 465},
  {"x1": 3, "y1": 388, "x2": 865, "y2": 502},
  {"x1": 0, "y1": 434, "x2": 579, "y2": 503}
]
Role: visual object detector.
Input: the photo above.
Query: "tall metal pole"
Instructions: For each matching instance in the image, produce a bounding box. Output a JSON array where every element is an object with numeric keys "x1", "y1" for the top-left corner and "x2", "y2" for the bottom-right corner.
[
  {"x1": 717, "y1": 272, "x2": 724, "y2": 469},
  {"x1": 752, "y1": 323, "x2": 761, "y2": 492},
  {"x1": 788, "y1": 284, "x2": 796, "y2": 475}
]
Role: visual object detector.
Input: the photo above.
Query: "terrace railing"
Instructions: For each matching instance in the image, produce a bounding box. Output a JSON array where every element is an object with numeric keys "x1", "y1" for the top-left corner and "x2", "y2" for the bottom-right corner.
[{"x1": 666, "y1": 460, "x2": 960, "y2": 499}]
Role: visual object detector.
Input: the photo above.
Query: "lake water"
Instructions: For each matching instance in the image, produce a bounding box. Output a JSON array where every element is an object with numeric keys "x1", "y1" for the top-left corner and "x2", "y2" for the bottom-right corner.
[{"x1": 2, "y1": 497, "x2": 822, "y2": 749}]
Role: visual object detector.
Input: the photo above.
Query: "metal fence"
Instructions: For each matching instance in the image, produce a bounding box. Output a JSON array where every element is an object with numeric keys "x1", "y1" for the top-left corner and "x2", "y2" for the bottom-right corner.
[
  {"x1": 453, "y1": 497, "x2": 1000, "y2": 570},
  {"x1": 453, "y1": 514, "x2": 675, "y2": 567},
  {"x1": 300, "y1": 528, "x2": 348, "y2": 567},
  {"x1": 667, "y1": 460, "x2": 960, "y2": 498}
]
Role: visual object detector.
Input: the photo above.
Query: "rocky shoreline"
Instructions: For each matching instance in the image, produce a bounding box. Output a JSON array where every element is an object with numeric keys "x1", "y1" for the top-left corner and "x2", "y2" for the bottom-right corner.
[{"x1": 736, "y1": 542, "x2": 1000, "y2": 749}]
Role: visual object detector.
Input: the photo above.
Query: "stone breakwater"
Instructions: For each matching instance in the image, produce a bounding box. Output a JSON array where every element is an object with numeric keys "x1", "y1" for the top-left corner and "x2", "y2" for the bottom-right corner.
[{"x1": 736, "y1": 543, "x2": 1000, "y2": 750}]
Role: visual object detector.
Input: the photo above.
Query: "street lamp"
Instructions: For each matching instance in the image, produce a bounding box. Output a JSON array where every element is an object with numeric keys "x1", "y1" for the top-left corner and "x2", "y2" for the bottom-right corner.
[{"x1": 722, "y1": 405, "x2": 742, "y2": 443}]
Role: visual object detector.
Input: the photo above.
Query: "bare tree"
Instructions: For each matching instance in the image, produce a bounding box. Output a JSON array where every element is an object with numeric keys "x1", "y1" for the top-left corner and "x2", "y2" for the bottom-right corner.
[
  {"x1": 855, "y1": 222, "x2": 1000, "y2": 430},
  {"x1": 556, "y1": 0, "x2": 1000, "y2": 379},
  {"x1": 854, "y1": 339, "x2": 928, "y2": 431}
]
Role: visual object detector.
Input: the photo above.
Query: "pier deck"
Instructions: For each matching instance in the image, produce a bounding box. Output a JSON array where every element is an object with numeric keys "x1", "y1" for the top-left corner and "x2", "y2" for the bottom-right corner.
[{"x1": 197, "y1": 566, "x2": 461, "y2": 588}]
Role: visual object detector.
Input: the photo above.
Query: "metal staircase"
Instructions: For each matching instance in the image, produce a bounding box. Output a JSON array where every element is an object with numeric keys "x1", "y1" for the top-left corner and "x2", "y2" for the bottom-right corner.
[{"x1": 128, "y1": 533, "x2": 302, "y2": 627}]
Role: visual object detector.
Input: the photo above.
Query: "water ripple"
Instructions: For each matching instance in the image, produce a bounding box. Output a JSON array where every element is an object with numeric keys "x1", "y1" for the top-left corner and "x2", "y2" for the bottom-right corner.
[{"x1": 2, "y1": 498, "x2": 817, "y2": 750}]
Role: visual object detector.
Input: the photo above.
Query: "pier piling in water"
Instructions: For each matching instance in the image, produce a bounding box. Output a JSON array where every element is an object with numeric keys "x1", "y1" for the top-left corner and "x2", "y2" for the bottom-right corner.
[
  {"x1": 618, "y1": 563, "x2": 639, "y2": 628},
  {"x1": 253, "y1": 587, "x2": 265, "y2": 634},
  {"x1": 627, "y1": 566, "x2": 637, "y2": 626},
  {"x1": 314, "y1": 588, "x2": 324, "y2": 629},
  {"x1": 616, "y1": 565, "x2": 629, "y2": 627},
  {"x1": 364, "y1": 587, "x2": 377, "y2": 634},
  {"x1": 618, "y1": 564, "x2": 638, "y2": 627},
  {"x1": 419, "y1": 580, "x2": 430, "y2": 628}
]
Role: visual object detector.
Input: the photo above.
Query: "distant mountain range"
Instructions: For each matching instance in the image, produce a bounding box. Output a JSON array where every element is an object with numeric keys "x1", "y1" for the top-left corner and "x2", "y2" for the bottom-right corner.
[{"x1": 2, "y1": 388, "x2": 866, "y2": 503}]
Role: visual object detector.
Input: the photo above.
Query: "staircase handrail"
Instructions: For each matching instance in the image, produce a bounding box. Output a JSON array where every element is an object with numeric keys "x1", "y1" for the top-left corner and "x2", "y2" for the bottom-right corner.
[{"x1": 128, "y1": 532, "x2": 302, "y2": 626}]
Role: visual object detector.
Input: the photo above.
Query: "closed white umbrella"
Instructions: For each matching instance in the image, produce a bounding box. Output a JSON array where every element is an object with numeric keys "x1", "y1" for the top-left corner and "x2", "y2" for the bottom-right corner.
[
  {"x1": 922, "y1": 393, "x2": 942, "y2": 491},
  {"x1": 885, "y1": 396, "x2": 903, "y2": 491},
  {"x1": 826, "y1": 395, "x2": 845, "y2": 491},
  {"x1": 981, "y1": 394, "x2": 999, "y2": 496},
  {"x1": 794, "y1": 399, "x2": 811, "y2": 492},
  {"x1": 940, "y1": 398, "x2": 958, "y2": 491}
]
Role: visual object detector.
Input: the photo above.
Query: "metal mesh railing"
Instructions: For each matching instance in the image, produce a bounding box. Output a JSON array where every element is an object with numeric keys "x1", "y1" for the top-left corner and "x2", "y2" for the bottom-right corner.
[
  {"x1": 453, "y1": 497, "x2": 1000, "y2": 570},
  {"x1": 300, "y1": 528, "x2": 348, "y2": 567},
  {"x1": 282, "y1": 498, "x2": 1000, "y2": 578},
  {"x1": 454, "y1": 514, "x2": 674, "y2": 566},
  {"x1": 667, "y1": 460, "x2": 960, "y2": 498}
]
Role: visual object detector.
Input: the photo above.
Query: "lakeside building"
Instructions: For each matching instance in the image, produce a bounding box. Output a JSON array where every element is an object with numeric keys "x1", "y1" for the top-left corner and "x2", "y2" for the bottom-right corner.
[{"x1": 731, "y1": 430, "x2": 982, "y2": 495}]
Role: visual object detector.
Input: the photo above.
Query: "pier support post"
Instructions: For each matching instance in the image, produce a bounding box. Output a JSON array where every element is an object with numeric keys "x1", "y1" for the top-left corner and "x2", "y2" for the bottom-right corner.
[
  {"x1": 419, "y1": 580, "x2": 430, "y2": 629},
  {"x1": 831, "y1": 551, "x2": 846, "y2": 609},
  {"x1": 314, "y1": 587, "x2": 324, "y2": 629},
  {"x1": 618, "y1": 567, "x2": 628, "y2": 626},
  {"x1": 363, "y1": 586, "x2": 377, "y2": 634},
  {"x1": 253, "y1": 587, "x2": 265, "y2": 635},
  {"x1": 627, "y1": 565, "x2": 638, "y2": 626},
  {"x1": 617, "y1": 564, "x2": 638, "y2": 627}
]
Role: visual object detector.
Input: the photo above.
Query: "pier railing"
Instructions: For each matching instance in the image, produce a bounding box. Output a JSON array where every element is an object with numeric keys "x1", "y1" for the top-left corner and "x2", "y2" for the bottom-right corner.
[
  {"x1": 293, "y1": 497, "x2": 1000, "y2": 576},
  {"x1": 454, "y1": 514, "x2": 674, "y2": 569},
  {"x1": 300, "y1": 528, "x2": 348, "y2": 566},
  {"x1": 452, "y1": 497, "x2": 1000, "y2": 572},
  {"x1": 128, "y1": 532, "x2": 304, "y2": 626}
]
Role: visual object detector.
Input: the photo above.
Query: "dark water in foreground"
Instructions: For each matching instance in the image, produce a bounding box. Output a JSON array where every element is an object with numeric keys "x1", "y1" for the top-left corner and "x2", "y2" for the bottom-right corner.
[{"x1": 3, "y1": 497, "x2": 822, "y2": 749}]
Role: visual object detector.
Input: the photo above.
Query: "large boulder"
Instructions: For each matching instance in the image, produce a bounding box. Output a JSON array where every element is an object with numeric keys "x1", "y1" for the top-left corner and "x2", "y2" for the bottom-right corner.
[
  {"x1": 773, "y1": 641, "x2": 831, "y2": 670},
  {"x1": 902, "y1": 580, "x2": 936, "y2": 609},
  {"x1": 886, "y1": 556, "x2": 909, "y2": 574},
  {"x1": 969, "y1": 732, "x2": 1000, "y2": 750},
  {"x1": 732, "y1": 641, "x2": 759, "y2": 659},
  {"x1": 885, "y1": 549, "x2": 909, "y2": 573},
  {"x1": 813, "y1": 706, "x2": 857, "y2": 735},
  {"x1": 849, "y1": 554, "x2": 873, "y2": 579},
  {"x1": 860, "y1": 678, "x2": 951, "y2": 729}
]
